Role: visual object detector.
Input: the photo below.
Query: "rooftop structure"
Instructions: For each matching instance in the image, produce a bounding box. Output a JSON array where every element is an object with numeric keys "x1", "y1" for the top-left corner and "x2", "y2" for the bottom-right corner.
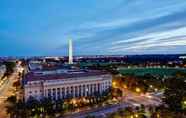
[{"x1": 24, "y1": 70, "x2": 108, "y2": 82}]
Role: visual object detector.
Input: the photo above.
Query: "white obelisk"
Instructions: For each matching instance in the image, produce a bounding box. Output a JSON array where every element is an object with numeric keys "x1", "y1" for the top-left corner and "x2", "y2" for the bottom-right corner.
[{"x1": 68, "y1": 39, "x2": 73, "y2": 64}]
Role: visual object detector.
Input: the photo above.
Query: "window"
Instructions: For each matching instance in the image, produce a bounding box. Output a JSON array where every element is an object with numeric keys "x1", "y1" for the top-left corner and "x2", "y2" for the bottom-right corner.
[
  {"x1": 75, "y1": 86, "x2": 78, "y2": 97},
  {"x1": 67, "y1": 87, "x2": 70, "y2": 95},
  {"x1": 90, "y1": 84, "x2": 93, "y2": 94},
  {"x1": 83, "y1": 85, "x2": 86, "y2": 96},
  {"x1": 61, "y1": 88, "x2": 65, "y2": 99},
  {"x1": 79, "y1": 85, "x2": 82, "y2": 96},
  {"x1": 94, "y1": 84, "x2": 97, "y2": 91},
  {"x1": 48, "y1": 89, "x2": 51, "y2": 97},
  {"x1": 52, "y1": 89, "x2": 56, "y2": 100},
  {"x1": 57, "y1": 88, "x2": 60, "y2": 95},
  {"x1": 98, "y1": 83, "x2": 100, "y2": 92}
]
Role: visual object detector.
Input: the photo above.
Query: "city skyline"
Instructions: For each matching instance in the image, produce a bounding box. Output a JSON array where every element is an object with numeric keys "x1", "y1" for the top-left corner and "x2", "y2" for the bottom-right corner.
[{"x1": 1, "y1": 0, "x2": 186, "y2": 56}]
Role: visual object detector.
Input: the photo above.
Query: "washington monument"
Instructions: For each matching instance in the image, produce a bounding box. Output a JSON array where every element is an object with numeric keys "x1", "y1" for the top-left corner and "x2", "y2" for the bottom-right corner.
[{"x1": 68, "y1": 39, "x2": 73, "y2": 64}]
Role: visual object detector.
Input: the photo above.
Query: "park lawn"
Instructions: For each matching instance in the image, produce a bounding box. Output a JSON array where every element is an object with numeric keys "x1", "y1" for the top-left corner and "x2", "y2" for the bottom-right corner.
[{"x1": 118, "y1": 67, "x2": 186, "y2": 76}]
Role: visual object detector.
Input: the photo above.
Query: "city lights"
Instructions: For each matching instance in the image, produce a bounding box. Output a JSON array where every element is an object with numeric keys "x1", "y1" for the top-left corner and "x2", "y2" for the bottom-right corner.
[
  {"x1": 112, "y1": 82, "x2": 116, "y2": 88},
  {"x1": 184, "y1": 101, "x2": 186, "y2": 105},
  {"x1": 123, "y1": 84, "x2": 127, "y2": 89},
  {"x1": 134, "y1": 114, "x2": 139, "y2": 118},
  {"x1": 1, "y1": 1, "x2": 186, "y2": 117},
  {"x1": 135, "y1": 87, "x2": 141, "y2": 93}
]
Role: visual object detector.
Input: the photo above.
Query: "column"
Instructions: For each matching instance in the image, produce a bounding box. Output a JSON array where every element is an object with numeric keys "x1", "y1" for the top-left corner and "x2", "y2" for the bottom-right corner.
[
  {"x1": 44, "y1": 89, "x2": 48, "y2": 97},
  {"x1": 64, "y1": 87, "x2": 67, "y2": 98},
  {"x1": 77, "y1": 85, "x2": 79, "y2": 97},
  {"x1": 88, "y1": 84, "x2": 91, "y2": 95},
  {"x1": 58, "y1": 88, "x2": 61, "y2": 99},
  {"x1": 73, "y1": 86, "x2": 75, "y2": 98},
  {"x1": 55, "y1": 88, "x2": 57, "y2": 100}
]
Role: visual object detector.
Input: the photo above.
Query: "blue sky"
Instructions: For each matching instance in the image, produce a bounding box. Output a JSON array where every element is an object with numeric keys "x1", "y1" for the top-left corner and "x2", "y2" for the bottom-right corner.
[{"x1": 0, "y1": 0, "x2": 186, "y2": 56}]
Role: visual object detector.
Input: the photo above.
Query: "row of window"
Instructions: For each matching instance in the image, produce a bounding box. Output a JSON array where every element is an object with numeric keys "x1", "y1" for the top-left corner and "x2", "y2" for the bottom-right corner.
[
  {"x1": 27, "y1": 81, "x2": 111, "y2": 100},
  {"x1": 46, "y1": 82, "x2": 111, "y2": 100}
]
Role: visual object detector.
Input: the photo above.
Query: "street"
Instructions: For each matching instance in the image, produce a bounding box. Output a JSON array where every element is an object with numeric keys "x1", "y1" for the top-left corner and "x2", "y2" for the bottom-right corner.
[
  {"x1": 0, "y1": 72, "x2": 19, "y2": 118},
  {"x1": 123, "y1": 89, "x2": 162, "y2": 107},
  {"x1": 62, "y1": 102, "x2": 131, "y2": 118},
  {"x1": 62, "y1": 90, "x2": 162, "y2": 118}
]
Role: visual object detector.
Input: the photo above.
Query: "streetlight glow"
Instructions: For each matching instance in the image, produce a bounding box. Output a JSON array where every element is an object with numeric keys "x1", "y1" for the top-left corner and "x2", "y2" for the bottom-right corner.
[
  {"x1": 112, "y1": 82, "x2": 116, "y2": 88},
  {"x1": 184, "y1": 101, "x2": 186, "y2": 105},
  {"x1": 135, "y1": 87, "x2": 141, "y2": 93},
  {"x1": 123, "y1": 84, "x2": 127, "y2": 89},
  {"x1": 135, "y1": 114, "x2": 138, "y2": 117}
]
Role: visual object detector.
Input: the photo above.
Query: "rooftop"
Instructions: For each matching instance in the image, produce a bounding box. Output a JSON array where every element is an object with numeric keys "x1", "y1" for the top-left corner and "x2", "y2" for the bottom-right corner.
[{"x1": 24, "y1": 69, "x2": 109, "y2": 82}]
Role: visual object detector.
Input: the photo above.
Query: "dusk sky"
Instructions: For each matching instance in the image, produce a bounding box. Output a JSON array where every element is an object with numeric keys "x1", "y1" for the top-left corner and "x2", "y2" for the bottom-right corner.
[{"x1": 1, "y1": 0, "x2": 186, "y2": 56}]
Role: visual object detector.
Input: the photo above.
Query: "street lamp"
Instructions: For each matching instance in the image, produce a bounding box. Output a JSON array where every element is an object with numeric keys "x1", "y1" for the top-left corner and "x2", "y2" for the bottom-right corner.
[
  {"x1": 112, "y1": 82, "x2": 117, "y2": 88},
  {"x1": 184, "y1": 101, "x2": 186, "y2": 105},
  {"x1": 72, "y1": 99, "x2": 76, "y2": 104},
  {"x1": 135, "y1": 87, "x2": 141, "y2": 93},
  {"x1": 134, "y1": 114, "x2": 138, "y2": 117},
  {"x1": 123, "y1": 84, "x2": 127, "y2": 89},
  {"x1": 183, "y1": 100, "x2": 186, "y2": 109},
  {"x1": 157, "y1": 113, "x2": 160, "y2": 118}
]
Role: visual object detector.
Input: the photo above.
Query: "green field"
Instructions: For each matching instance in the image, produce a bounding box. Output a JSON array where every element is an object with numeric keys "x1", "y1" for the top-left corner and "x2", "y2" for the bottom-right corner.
[
  {"x1": 118, "y1": 67, "x2": 186, "y2": 76},
  {"x1": 79, "y1": 62, "x2": 119, "y2": 67}
]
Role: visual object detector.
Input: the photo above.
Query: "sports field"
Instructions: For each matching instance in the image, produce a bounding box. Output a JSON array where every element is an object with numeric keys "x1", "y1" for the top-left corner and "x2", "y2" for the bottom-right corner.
[{"x1": 118, "y1": 67, "x2": 186, "y2": 76}]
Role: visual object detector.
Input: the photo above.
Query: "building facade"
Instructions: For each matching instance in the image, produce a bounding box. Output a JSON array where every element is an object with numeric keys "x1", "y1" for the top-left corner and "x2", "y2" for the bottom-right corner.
[{"x1": 24, "y1": 70, "x2": 112, "y2": 101}]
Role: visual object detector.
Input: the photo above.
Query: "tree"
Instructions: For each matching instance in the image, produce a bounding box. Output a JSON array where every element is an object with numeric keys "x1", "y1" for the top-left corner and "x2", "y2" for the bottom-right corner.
[
  {"x1": 175, "y1": 71, "x2": 186, "y2": 78},
  {"x1": 26, "y1": 97, "x2": 41, "y2": 117},
  {"x1": 55, "y1": 98, "x2": 64, "y2": 113},
  {"x1": 85, "y1": 115, "x2": 96, "y2": 118},
  {"x1": 151, "y1": 105, "x2": 175, "y2": 118},
  {"x1": 163, "y1": 78, "x2": 186, "y2": 112},
  {"x1": 40, "y1": 97, "x2": 54, "y2": 117},
  {"x1": 112, "y1": 88, "x2": 122, "y2": 98},
  {"x1": 13, "y1": 80, "x2": 20, "y2": 90},
  {"x1": 124, "y1": 106, "x2": 134, "y2": 116},
  {"x1": 4, "y1": 61, "x2": 16, "y2": 76},
  {"x1": 16, "y1": 100, "x2": 27, "y2": 118},
  {"x1": 5, "y1": 96, "x2": 17, "y2": 118}
]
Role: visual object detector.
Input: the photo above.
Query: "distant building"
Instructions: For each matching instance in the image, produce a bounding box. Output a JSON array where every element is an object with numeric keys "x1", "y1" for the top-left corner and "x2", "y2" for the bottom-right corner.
[
  {"x1": 0, "y1": 65, "x2": 6, "y2": 79},
  {"x1": 24, "y1": 70, "x2": 112, "y2": 101},
  {"x1": 28, "y1": 61, "x2": 43, "y2": 71}
]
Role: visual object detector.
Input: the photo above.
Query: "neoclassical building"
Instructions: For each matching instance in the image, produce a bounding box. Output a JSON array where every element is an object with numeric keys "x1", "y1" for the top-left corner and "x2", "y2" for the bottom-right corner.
[{"x1": 24, "y1": 70, "x2": 112, "y2": 101}]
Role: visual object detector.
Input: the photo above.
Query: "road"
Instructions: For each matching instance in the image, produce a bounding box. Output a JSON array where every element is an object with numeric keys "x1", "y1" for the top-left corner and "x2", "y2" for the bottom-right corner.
[
  {"x1": 123, "y1": 89, "x2": 162, "y2": 107},
  {"x1": 62, "y1": 102, "x2": 131, "y2": 118},
  {"x1": 0, "y1": 72, "x2": 18, "y2": 117},
  {"x1": 61, "y1": 90, "x2": 162, "y2": 118}
]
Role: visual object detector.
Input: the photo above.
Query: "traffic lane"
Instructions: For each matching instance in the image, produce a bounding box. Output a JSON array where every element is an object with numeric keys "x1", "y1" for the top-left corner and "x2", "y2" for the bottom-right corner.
[{"x1": 63, "y1": 102, "x2": 131, "y2": 118}]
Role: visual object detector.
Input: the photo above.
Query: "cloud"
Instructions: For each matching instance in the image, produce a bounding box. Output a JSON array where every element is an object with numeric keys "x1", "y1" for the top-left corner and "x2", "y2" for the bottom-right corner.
[
  {"x1": 109, "y1": 27, "x2": 186, "y2": 52},
  {"x1": 1, "y1": 0, "x2": 186, "y2": 56}
]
